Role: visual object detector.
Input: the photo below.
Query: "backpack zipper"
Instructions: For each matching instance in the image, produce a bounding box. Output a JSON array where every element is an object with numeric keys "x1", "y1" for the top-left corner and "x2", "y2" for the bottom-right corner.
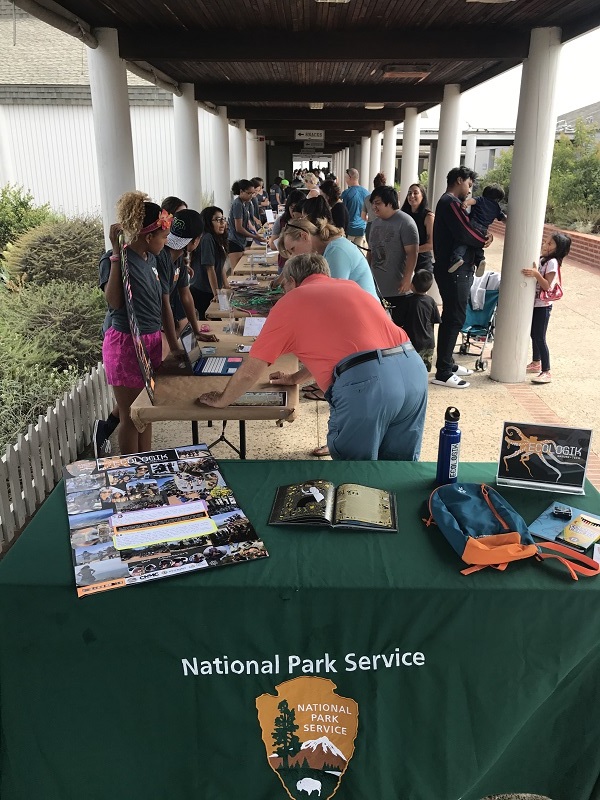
[{"x1": 481, "y1": 484, "x2": 510, "y2": 531}]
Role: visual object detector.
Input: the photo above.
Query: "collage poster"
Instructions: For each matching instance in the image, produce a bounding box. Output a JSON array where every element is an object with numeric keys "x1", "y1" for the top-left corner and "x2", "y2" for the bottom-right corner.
[{"x1": 63, "y1": 443, "x2": 268, "y2": 597}]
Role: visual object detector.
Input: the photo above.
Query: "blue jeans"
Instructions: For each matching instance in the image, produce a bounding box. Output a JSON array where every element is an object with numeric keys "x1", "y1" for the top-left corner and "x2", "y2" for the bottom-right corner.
[{"x1": 325, "y1": 347, "x2": 428, "y2": 461}]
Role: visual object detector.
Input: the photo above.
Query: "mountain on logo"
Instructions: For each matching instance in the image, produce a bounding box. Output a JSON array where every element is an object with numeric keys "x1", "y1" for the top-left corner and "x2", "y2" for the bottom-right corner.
[
  {"x1": 256, "y1": 677, "x2": 359, "y2": 800},
  {"x1": 269, "y1": 736, "x2": 347, "y2": 771}
]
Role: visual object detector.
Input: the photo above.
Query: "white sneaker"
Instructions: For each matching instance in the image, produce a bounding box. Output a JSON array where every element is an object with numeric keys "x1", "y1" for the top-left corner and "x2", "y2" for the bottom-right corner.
[
  {"x1": 447, "y1": 258, "x2": 464, "y2": 274},
  {"x1": 432, "y1": 375, "x2": 470, "y2": 388},
  {"x1": 475, "y1": 258, "x2": 486, "y2": 278},
  {"x1": 453, "y1": 365, "x2": 473, "y2": 376}
]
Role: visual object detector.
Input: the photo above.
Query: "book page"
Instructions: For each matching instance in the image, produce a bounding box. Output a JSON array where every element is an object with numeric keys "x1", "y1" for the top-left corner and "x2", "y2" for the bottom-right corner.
[
  {"x1": 270, "y1": 480, "x2": 336, "y2": 524},
  {"x1": 334, "y1": 484, "x2": 395, "y2": 529}
]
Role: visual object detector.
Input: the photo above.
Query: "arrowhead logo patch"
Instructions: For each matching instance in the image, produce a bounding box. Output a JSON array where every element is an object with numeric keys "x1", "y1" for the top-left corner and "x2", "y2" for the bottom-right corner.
[{"x1": 256, "y1": 677, "x2": 358, "y2": 799}]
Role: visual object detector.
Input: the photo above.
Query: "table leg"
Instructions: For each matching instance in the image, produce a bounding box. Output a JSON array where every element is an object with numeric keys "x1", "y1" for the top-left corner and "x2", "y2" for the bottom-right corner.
[
  {"x1": 191, "y1": 421, "x2": 199, "y2": 445},
  {"x1": 239, "y1": 421, "x2": 246, "y2": 459}
]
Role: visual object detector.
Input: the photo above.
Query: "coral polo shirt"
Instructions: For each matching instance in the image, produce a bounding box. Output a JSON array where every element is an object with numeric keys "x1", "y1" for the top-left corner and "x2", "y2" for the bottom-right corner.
[{"x1": 250, "y1": 274, "x2": 409, "y2": 390}]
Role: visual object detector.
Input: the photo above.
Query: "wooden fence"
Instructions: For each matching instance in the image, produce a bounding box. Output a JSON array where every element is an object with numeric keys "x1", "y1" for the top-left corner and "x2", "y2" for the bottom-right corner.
[{"x1": 0, "y1": 363, "x2": 114, "y2": 549}]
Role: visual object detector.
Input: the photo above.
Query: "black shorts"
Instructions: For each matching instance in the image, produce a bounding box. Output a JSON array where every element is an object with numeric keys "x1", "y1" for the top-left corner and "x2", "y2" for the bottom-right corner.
[{"x1": 228, "y1": 241, "x2": 245, "y2": 254}]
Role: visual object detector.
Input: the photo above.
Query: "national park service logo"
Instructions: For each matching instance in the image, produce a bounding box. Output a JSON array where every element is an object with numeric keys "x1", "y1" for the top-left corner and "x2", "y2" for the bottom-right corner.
[{"x1": 256, "y1": 677, "x2": 358, "y2": 799}]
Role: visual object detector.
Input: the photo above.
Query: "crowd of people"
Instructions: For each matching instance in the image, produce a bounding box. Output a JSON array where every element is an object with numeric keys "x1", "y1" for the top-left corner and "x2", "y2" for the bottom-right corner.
[{"x1": 96, "y1": 164, "x2": 570, "y2": 461}]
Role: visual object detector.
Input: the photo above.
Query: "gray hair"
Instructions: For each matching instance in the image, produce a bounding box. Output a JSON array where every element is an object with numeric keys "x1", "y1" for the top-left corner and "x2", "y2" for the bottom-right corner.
[
  {"x1": 347, "y1": 168, "x2": 359, "y2": 180},
  {"x1": 282, "y1": 253, "x2": 330, "y2": 285}
]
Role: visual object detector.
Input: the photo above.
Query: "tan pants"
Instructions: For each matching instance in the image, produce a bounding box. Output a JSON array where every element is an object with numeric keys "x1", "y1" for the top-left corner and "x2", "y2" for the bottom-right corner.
[{"x1": 347, "y1": 234, "x2": 367, "y2": 253}]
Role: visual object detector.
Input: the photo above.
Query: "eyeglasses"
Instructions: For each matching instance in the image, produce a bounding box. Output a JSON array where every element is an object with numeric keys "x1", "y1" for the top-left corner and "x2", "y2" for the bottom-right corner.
[{"x1": 212, "y1": 217, "x2": 226, "y2": 223}]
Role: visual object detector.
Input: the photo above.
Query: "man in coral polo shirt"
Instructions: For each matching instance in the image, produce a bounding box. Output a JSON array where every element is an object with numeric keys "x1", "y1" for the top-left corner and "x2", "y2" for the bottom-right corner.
[{"x1": 198, "y1": 254, "x2": 428, "y2": 460}]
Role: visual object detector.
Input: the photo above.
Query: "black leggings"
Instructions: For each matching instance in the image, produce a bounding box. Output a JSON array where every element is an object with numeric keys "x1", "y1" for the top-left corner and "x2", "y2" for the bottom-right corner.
[{"x1": 530, "y1": 306, "x2": 552, "y2": 372}]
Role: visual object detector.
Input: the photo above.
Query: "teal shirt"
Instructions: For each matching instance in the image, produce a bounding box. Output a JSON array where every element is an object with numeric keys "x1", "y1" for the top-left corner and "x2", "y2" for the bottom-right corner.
[{"x1": 323, "y1": 238, "x2": 378, "y2": 300}]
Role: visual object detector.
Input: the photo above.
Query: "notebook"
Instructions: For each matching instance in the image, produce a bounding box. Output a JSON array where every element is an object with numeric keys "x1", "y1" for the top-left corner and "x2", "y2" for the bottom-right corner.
[{"x1": 180, "y1": 325, "x2": 244, "y2": 376}]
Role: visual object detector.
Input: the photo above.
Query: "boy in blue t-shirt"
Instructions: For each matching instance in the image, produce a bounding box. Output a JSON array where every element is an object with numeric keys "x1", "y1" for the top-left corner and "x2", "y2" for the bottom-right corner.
[{"x1": 449, "y1": 183, "x2": 506, "y2": 276}]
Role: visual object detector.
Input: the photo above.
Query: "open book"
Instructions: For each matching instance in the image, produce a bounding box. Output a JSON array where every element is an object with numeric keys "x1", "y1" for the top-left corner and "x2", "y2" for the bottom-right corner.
[{"x1": 268, "y1": 479, "x2": 397, "y2": 531}]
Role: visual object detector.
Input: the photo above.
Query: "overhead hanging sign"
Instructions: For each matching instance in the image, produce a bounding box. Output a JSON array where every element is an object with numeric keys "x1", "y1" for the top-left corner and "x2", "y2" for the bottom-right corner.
[{"x1": 295, "y1": 129, "x2": 325, "y2": 141}]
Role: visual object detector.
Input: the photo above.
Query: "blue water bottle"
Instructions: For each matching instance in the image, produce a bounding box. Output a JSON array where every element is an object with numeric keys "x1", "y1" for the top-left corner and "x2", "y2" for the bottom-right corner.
[{"x1": 436, "y1": 407, "x2": 461, "y2": 486}]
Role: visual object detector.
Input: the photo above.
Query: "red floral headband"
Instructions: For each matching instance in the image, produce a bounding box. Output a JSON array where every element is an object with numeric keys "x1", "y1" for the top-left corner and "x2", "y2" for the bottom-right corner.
[{"x1": 140, "y1": 209, "x2": 173, "y2": 235}]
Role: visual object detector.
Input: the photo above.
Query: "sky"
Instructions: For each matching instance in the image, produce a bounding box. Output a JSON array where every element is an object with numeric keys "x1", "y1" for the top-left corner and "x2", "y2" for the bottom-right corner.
[{"x1": 422, "y1": 26, "x2": 600, "y2": 130}]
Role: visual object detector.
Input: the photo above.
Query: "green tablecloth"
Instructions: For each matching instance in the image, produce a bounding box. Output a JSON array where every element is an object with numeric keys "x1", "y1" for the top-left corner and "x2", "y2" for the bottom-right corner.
[{"x1": 1, "y1": 461, "x2": 600, "y2": 800}]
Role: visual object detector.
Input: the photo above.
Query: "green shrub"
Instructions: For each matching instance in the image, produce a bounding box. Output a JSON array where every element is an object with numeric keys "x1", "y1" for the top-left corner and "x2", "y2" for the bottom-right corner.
[
  {"x1": 0, "y1": 184, "x2": 58, "y2": 257},
  {"x1": 2, "y1": 217, "x2": 104, "y2": 287},
  {"x1": 0, "y1": 363, "x2": 79, "y2": 452},
  {"x1": 1, "y1": 280, "x2": 106, "y2": 372}
]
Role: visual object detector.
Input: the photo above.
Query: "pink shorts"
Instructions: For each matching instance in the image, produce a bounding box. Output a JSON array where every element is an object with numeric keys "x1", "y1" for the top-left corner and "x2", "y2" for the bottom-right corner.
[{"x1": 102, "y1": 328, "x2": 163, "y2": 389}]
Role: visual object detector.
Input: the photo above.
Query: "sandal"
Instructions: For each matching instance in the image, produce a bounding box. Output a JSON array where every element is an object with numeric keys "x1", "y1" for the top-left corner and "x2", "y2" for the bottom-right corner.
[
  {"x1": 302, "y1": 382, "x2": 319, "y2": 392},
  {"x1": 311, "y1": 445, "x2": 330, "y2": 457},
  {"x1": 302, "y1": 389, "x2": 327, "y2": 402}
]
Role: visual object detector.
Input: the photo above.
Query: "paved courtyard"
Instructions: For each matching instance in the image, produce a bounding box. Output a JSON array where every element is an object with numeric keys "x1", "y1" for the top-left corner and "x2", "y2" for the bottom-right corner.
[{"x1": 144, "y1": 236, "x2": 600, "y2": 485}]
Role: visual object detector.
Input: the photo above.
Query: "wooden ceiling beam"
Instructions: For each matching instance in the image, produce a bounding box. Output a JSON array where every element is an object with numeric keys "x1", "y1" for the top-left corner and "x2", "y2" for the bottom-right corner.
[
  {"x1": 195, "y1": 83, "x2": 444, "y2": 104},
  {"x1": 119, "y1": 28, "x2": 530, "y2": 62},
  {"x1": 230, "y1": 108, "x2": 402, "y2": 123}
]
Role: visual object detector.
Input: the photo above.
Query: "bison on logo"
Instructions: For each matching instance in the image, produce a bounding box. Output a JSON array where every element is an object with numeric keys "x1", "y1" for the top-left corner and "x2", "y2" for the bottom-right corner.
[{"x1": 256, "y1": 677, "x2": 358, "y2": 800}]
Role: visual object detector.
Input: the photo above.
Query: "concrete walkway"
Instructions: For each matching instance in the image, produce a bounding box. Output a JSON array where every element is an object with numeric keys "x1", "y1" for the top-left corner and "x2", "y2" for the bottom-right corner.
[{"x1": 150, "y1": 236, "x2": 600, "y2": 487}]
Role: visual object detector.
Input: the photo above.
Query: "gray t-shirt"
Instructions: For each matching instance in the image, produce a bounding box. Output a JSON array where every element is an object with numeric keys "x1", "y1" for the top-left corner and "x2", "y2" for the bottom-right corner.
[
  {"x1": 110, "y1": 248, "x2": 163, "y2": 334},
  {"x1": 98, "y1": 250, "x2": 113, "y2": 335},
  {"x1": 190, "y1": 235, "x2": 227, "y2": 294},
  {"x1": 157, "y1": 248, "x2": 189, "y2": 298},
  {"x1": 368, "y1": 211, "x2": 419, "y2": 297},
  {"x1": 227, "y1": 197, "x2": 251, "y2": 249}
]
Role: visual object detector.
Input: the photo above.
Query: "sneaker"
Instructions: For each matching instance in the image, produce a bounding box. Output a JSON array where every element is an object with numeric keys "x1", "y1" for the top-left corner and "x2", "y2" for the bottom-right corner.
[
  {"x1": 526, "y1": 361, "x2": 542, "y2": 373},
  {"x1": 532, "y1": 371, "x2": 552, "y2": 384},
  {"x1": 475, "y1": 258, "x2": 486, "y2": 278},
  {"x1": 447, "y1": 258, "x2": 464, "y2": 274},
  {"x1": 432, "y1": 374, "x2": 470, "y2": 388},
  {"x1": 93, "y1": 419, "x2": 112, "y2": 459}
]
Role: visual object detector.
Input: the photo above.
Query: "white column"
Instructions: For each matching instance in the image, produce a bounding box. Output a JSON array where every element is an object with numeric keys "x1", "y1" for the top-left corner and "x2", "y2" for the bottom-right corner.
[
  {"x1": 381, "y1": 121, "x2": 397, "y2": 187},
  {"x1": 237, "y1": 119, "x2": 247, "y2": 178},
  {"x1": 344, "y1": 147, "x2": 350, "y2": 174},
  {"x1": 431, "y1": 84, "x2": 462, "y2": 207},
  {"x1": 399, "y1": 108, "x2": 420, "y2": 200},
  {"x1": 247, "y1": 128, "x2": 259, "y2": 178},
  {"x1": 213, "y1": 106, "x2": 231, "y2": 211},
  {"x1": 464, "y1": 133, "x2": 477, "y2": 170},
  {"x1": 360, "y1": 135, "x2": 370, "y2": 187},
  {"x1": 87, "y1": 28, "x2": 136, "y2": 245},
  {"x1": 491, "y1": 27, "x2": 562, "y2": 383},
  {"x1": 172, "y1": 83, "x2": 202, "y2": 211},
  {"x1": 353, "y1": 142, "x2": 361, "y2": 174},
  {"x1": 369, "y1": 130, "x2": 381, "y2": 179}
]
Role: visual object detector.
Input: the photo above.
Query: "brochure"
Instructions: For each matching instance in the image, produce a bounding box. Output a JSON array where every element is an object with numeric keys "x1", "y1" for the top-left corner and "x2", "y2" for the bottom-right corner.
[
  {"x1": 269, "y1": 479, "x2": 397, "y2": 531},
  {"x1": 527, "y1": 502, "x2": 600, "y2": 551},
  {"x1": 63, "y1": 443, "x2": 268, "y2": 597},
  {"x1": 496, "y1": 421, "x2": 592, "y2": 494}
]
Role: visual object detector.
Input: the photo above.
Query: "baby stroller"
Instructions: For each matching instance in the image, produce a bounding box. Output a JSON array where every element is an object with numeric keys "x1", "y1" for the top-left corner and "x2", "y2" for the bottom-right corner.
[{"x1": 458, "y1": 272, "x2": 501, "y2": 372}]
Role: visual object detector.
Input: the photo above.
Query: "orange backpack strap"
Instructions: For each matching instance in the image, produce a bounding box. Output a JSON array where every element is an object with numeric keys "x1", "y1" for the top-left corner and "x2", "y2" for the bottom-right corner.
[{"x1": 535, "y1": 542, "x2": 600, "y2": 580}]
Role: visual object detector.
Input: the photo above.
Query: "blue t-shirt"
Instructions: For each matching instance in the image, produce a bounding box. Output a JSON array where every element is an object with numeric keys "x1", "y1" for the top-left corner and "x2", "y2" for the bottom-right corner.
[
  {"x1": 323, "y1": 237, "x2": 378, "y2": 299},
  {"x1": 341, "y1": 185, "x2": 369, "y2": 236}
]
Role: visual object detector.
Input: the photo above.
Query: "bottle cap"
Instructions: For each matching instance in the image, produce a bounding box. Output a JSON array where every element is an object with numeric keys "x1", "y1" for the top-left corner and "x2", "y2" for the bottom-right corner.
[{"x1": 445, "y1": 406, "x2": 460, "y2": 422}]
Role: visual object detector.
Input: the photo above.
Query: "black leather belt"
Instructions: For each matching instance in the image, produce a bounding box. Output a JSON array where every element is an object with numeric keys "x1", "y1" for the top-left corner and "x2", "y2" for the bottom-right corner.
[{"x1": 334, "y1": 343, "x2": 414, "y2": 378}]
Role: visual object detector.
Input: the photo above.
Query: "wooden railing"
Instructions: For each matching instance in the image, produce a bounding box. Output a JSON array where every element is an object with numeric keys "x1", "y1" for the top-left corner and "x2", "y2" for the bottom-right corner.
[{"x1": 0, "y1": 363, "x2": 114, "y2": 548}]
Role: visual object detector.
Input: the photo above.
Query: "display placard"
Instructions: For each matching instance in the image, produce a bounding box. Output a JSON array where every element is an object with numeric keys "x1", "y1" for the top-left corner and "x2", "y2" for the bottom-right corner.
[{"x1": 496, "y1": 421, "x2": 592, "y2": 494}]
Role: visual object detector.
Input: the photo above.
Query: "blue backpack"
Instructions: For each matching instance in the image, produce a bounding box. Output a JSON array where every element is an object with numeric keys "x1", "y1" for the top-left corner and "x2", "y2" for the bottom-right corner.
[{"x1": 424, "y1": 483, "x2": 599, "y2": 580}]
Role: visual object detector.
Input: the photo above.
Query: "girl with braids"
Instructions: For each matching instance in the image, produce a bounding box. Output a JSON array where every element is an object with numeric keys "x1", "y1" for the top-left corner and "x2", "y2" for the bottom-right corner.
[
  {"x1": 102, "y1": 192, "x2": 172, "y2": 454},
  {"x1": 227, "y1": 179, "x2": 263, "y2": 271},
  {"x1": 279, "y1": 217, "x2": 378, "y2": 300}
]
